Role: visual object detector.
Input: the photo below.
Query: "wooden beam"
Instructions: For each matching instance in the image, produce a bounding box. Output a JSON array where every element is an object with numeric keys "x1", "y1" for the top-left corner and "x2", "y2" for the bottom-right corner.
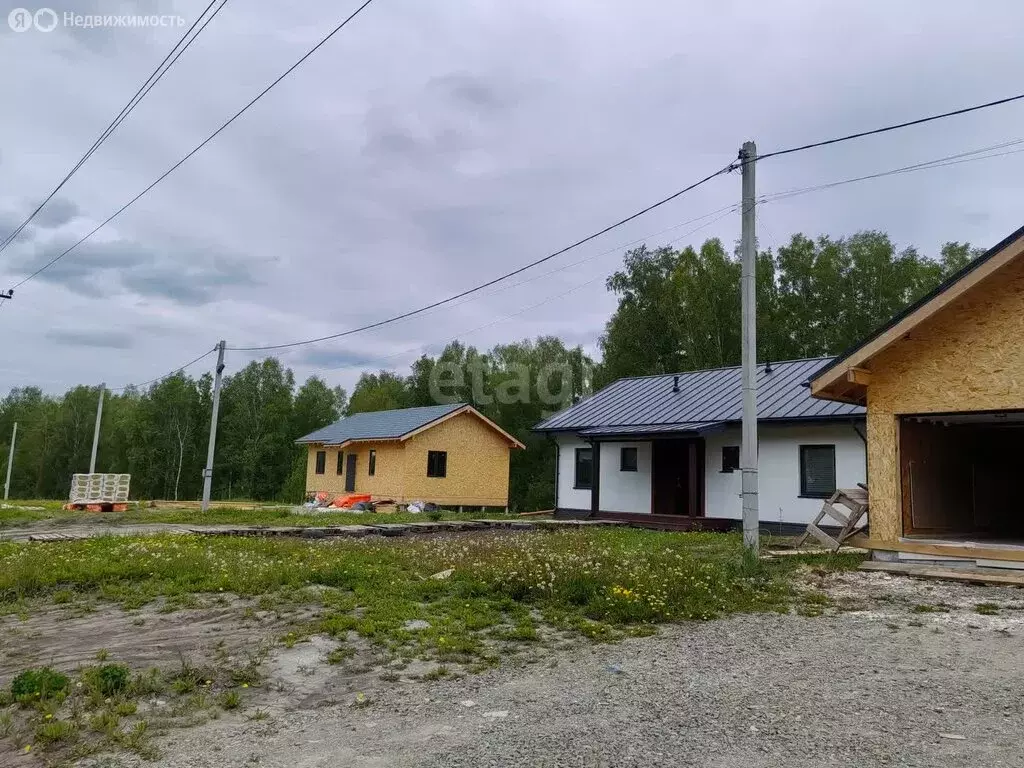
[
  {"x1": 846, "y1": 367, "x2": 871, "y2": 386},
  {"x1": 860, "y1": 560, "x2": 1024, "y2": 586},
  {"x1": 850, "y1": 534, "x2": 1024, "y2": 563}
]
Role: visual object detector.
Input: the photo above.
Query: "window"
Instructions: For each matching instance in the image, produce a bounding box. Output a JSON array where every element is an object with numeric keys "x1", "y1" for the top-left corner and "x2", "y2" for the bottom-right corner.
[
  {"x1": 620, "y1": 446, "x2": 638, "y2": 472},
  {"x1": 336, "y1": 451, "x2": 345, "y2": 475},
  {"x1": 800, "y1": 445, "x2": 836, "y2": 498},
  {"x1": 721, "y1": 445, "x2": 740, "y2": 473},
  {"x1": 315, "y1": 450, "x2": 326, "y2": 475},
  {"x1": 427, "y1": 450, "x2": 448, "y2": 478},
  {"x1": 368, "y1": 449, "x2": 376, "y2": 477},
  {"x1": 574, "y1": 447, "x2": 593, "y2": 489}
]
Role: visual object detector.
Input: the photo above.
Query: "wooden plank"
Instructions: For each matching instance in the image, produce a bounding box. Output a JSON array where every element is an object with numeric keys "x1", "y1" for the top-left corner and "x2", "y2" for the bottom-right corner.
[
  {"x1": 853, "y1": 536, "x2": 1024, "y2": 563},
  {"x1": 806, "y1": 524, "x2": 840, "y2": 549},
  {"x1": 860, "y1": 560, "x2": 1024, "y2": 586}
]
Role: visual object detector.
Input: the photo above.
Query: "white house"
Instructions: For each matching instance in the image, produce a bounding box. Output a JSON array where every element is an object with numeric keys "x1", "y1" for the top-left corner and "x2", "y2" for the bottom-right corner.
[{"x1": 534, "y1": 358, "x2": 866, "y2": 533}]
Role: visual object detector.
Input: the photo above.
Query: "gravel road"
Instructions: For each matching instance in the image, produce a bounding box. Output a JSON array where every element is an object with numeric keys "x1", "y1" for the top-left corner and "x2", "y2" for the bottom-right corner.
[{"x1": 90, "y1": 570, "x2": 1024, "y2": 768}]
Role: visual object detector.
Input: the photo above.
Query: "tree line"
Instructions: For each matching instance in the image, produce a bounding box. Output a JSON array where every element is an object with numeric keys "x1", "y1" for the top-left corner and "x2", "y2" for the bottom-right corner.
[{"x1": 0, "y1": 230, "x2": 981, "y2": 509}]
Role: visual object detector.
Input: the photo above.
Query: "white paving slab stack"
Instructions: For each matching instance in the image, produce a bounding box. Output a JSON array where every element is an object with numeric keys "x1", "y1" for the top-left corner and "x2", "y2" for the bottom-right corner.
[{"x1": 69, "y1": 473, "x2": 131, "y2": 504}]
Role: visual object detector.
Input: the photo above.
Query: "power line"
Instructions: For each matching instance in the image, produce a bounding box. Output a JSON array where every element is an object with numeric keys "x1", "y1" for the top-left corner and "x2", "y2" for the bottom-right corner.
[
  {"x1": 108, "y1": 347, "x2": 218, "y2": 392},
  {"x1": 0, "y1": 0, "x2": 228, "y2": 255},
  {"x1": 287, "y1": 206, "x2": 739, "y2": 371},
  {"x1": 755, "y1": 92, "x2": 1024, "y2": 162},
  {"x1": 227, "y1": 163, "x2": 735, "y2": 351},
  {"x1": 758, "y1": 137, "x2": 1024, "y2": 206},
  {"x1": 8, "y1": 0, "x2": 378, "y2": 290}
]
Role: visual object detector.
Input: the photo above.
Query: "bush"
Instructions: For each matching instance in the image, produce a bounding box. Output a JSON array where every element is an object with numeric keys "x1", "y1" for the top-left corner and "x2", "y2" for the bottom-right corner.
[
  {"x1": 11, "y1": 667, "x2": 69, "y2": 701},
  {"x1": 85, "y1": 664, "x2": 130, "y2": 696}
]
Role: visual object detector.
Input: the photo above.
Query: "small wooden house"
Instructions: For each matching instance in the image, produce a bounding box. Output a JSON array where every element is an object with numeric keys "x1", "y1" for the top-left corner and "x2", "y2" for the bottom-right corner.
[
  {"x1": 296, "y1": 403, "x2": 524, "y2": 509},
  {"x1": 810, "y1": 224, "x2": 1024, "y2": 566}
]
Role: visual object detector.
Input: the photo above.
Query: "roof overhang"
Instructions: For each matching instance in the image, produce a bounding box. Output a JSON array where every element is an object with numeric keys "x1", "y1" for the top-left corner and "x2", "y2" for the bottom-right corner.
[
  {"x1": 576, "y1": 421, "x2": 726, "y2": 440},
  {"x1": 811, "y1": 224, "x2": 1024, "y2": 404}
]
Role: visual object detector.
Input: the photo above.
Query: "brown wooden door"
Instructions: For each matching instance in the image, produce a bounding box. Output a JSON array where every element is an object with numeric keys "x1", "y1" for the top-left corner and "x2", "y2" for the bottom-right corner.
[{"x1": 651, "y1": 439, "x2": 704, "y2": 516}]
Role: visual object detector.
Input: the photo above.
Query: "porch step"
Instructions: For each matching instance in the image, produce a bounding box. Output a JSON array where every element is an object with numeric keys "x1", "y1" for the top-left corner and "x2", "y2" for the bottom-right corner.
[{"x1": 860, "y1": 560, "x2": 1024, "y2": 586}]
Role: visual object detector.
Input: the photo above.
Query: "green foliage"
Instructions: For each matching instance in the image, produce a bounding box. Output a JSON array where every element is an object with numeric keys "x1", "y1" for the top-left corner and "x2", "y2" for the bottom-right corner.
[
  {"x1": 84, "y1": 664, "x2": 130, "y2": 696},
  {"x1": 598, "y1": 233, "x2": 977, "y2": 384},
  {"x1": 11, "y1": 667, "x2": 69, "y2": 701}
]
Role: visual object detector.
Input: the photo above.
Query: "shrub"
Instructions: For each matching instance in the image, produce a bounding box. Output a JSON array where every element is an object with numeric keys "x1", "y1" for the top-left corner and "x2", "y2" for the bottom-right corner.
[
  {"x1": 85, "y1": 664, "x2": 130, "y2": 696},
  {"x1": 11, "y1": 667, "x2": 69, "y2": 702}
]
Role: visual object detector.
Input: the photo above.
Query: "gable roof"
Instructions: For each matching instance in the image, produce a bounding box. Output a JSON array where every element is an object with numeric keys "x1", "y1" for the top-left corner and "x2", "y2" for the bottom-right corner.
[
  {"x1": 535, "y1": 357, "x2": 862, "y2": 434},
  {"x1": 296, "y1": 403, "x2": 524, "y2": 448},
  {"x1": 810, "y1": 223, "x2": 1024, "y2": 402}
]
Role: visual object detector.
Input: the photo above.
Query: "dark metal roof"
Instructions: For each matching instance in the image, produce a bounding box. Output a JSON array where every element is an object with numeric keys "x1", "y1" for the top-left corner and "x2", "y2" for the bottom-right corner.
[
  {"x1": 577, "y1": 422, "x2": 726, "y2": 438},
  {"x1": 535, "y1": 357, "x2": 863, "y2": 433},
  {"x1": 296, "y1": 403, "x2": 465, "y2": 445},
  {"x1": 809, "y1": 223, "x2": 1024, "y2": 384}
]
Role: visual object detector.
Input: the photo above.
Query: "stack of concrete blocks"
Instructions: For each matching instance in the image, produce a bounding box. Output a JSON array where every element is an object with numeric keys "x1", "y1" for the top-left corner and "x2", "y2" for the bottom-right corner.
[{"x1": 69, "y1": 473, "x2": 131, "y2": 504}]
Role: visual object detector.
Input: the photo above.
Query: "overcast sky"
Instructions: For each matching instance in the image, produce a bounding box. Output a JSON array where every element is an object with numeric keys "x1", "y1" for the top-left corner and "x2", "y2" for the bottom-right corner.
[{"x1": 1, "y1": 0, "x2": 1023, "y2": 396}]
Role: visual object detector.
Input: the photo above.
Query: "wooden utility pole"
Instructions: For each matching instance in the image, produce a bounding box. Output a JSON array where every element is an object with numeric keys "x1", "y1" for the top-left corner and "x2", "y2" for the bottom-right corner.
[
  {"x1": 89, "y1": 384, "x2": 105, "y2": 474},
  {"x1": 739, "y1": 141, "x2": 759, "y2": 554},
  {"x1": 201, "y1": 341, "x2": 226, "y2": 512},
  {"x1": 3, "y1": 422, "x2": 16, "y2": 500}
]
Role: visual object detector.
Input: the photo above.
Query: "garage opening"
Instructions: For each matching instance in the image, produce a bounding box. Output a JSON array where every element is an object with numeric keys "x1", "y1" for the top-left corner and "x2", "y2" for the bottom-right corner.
[{"x1": 900, "y1": 412, "x2": 1024, "y2": 542}]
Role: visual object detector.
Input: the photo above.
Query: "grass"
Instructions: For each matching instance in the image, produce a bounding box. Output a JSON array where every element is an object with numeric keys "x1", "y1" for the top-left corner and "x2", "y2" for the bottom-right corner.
[
  {"x1": 0, "y1": 529, "x2": 862, "y2": 661},
  {"x1": 975, "y1": 602, "x2": 1000, "y2": 615},
  {"x1": 0, "y1": 500, "x2": 511, "y2": 530}
]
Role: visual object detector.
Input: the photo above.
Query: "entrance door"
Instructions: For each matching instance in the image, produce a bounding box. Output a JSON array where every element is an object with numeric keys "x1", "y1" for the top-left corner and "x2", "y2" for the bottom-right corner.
[
  {"x1": 651, "y1": 439, "x2": 704, "y2": 516},
  {"x1": 345, "y1": 453, "x2": 357, "y2": 492}
]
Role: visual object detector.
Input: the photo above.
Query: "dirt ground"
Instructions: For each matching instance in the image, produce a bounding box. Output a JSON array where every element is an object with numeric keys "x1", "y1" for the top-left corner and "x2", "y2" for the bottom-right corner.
[{"x1": 4, "y1": 568, "x2": 1024, "y2": 767}]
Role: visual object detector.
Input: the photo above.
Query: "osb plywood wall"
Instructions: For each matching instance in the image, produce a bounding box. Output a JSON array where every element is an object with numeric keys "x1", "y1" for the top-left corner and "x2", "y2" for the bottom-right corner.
[
  {"x1": 302, "y1": 411, "x2": 514, "y2": 507},
  {"x1": 304, "y1": 441, "x2": 405, "y2": 499},
  {"x1": 866, "y1": 254, "x2": 1024, "y2": 542},
  {"x1": 402, "y1": 411, "x2": 512, "y2": 507}
]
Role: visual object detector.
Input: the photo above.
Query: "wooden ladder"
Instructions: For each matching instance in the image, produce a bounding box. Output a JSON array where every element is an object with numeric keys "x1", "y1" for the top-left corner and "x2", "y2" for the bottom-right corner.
[{"x1": 795, "y1": 486, "x2": 869, "y2": 552}]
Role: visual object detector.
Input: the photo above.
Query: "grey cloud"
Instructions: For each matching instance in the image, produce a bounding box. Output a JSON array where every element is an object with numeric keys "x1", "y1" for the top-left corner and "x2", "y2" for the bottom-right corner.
[
  {"x1": 33, "y1": 197, "x2": 80, "y2": 229},
  {"x1": 290, "y1": 347, "x2": 380, "y2": 370},
  {"x1": 47, "y1": 328, "x2": 134, "y2": 349},
  {"x1": 428, "y1": 73, "x2": 507, "y2": 112}
]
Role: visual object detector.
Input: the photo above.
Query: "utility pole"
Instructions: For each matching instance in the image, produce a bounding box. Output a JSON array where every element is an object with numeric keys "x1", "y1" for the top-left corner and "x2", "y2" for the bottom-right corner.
[
  {"x1": 89, "y1": 384, "x2": 105, "y2": 474},
  {"x1": 739, "y1": 141, "x2": 759, "y2": 554},
  {"x1": 3, "y1": 422, "x2": 16, "y2": 500},
  {"x1": 201, "y1": 341, "x2": 226, "y2": 512}
]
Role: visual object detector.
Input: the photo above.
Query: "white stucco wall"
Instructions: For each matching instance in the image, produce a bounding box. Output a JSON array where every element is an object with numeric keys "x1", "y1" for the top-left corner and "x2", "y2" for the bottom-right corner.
[
  {"x1": 555, "y1": 437, "x2": 652, "y2": 514},
  {"x1": 704, "y1": 422, "x2": 866, "y2": 525},
  {"x1": 556, "y1": 422, "x2": 865, "y2": 525}
]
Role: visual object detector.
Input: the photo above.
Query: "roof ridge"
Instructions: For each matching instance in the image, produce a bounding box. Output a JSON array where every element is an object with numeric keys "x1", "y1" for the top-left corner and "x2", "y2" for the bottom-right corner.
[{"x1": 606, "y1": 356, "x2": 836, "y2": 384}]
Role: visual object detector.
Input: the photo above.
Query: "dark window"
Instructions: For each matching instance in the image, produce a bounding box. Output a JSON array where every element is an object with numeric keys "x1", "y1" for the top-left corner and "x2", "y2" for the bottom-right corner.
[
  {"x1": 427, "y1": 450, "x2": 448, "y2": 478},
  {"x1": 315, "y1": 450, "x2": 326, "y2": 475},
  {"x1": 620, "y1": 446, "x2": 638, "y2": 472},
  {"x1": 336, "y1": 451, "x2": 344, "y2": 475},
  {"x1": 800, "y1": 445, "x2": 836, "y2": 498},
  {"x1": 368, "y1": 449, "x2": 376, "y2": 476},
  {"x1": 721, "y1": 445, "x2": 740, "y2": 473},
  {"x1": 574, "y1": 447, "x2": 593, "y2": 489}
]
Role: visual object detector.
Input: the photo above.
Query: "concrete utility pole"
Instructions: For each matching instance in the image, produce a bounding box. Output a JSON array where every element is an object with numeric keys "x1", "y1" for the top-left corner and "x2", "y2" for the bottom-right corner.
[
  {"x1": 201, "y1": 341, "x2": 226, "y2": 512},
  {"x1": 89, "y1": 384, "x2": 105, "y2": 474},
  {"x1": 739, "y1": 141, "x2": 759, "y2": 554},
  {"x1": 3, "y1": 422, "x2": 16, "y2": 500}
]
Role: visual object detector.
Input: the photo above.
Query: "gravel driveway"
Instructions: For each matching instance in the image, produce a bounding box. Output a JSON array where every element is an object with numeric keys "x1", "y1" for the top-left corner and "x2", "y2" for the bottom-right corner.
[{"x1": 94, "y1": 570, "x2": 1024, "y2": 768}]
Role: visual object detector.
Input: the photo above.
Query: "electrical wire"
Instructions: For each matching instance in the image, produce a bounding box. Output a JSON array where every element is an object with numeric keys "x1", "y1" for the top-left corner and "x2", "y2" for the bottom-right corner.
[
  {"x1": 107, "y1": 346, "x2": 218, "y2": 392},
  {"x1": 757, "y1": 138, "x2": 1024, "y2": 206},
  {"x1": 755, "y1": 92, "x2": 1024, "y2": 162},
  {"x1": 293, "y1": 206, "x2": 739, "y2": 371},
  {"x1": 8, "y1": 0, "x2": 378, "y2": 290},
  {"x1": 226, "y1": 163, "x2": 735, "y2": 352},
  {"x1": 0, "y1": 0, "x2": 228, "y2": 255}
]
